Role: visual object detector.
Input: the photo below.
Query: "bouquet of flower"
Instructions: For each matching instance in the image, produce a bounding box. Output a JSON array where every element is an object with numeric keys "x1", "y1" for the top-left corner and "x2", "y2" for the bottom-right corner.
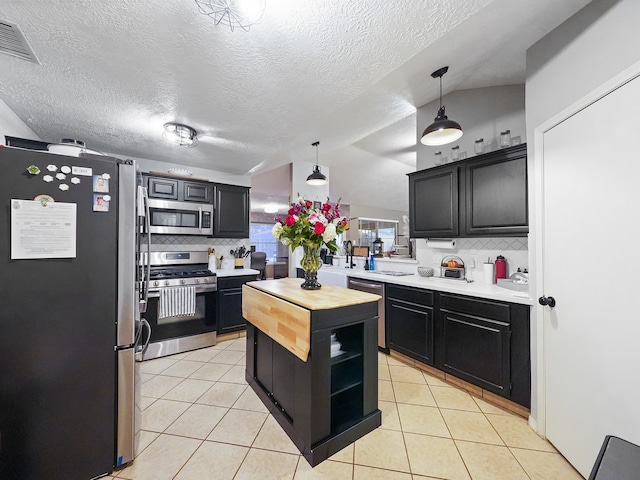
[{"x1": 272, "y1": 196, "x2": 349, "y2": 253}]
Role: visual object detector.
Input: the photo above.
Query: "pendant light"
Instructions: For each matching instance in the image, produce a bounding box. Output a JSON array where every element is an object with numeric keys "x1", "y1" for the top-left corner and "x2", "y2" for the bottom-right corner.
[
  {"x1": 306, "y1": 141, "x2": 327, "y2": 186},
  {"x1": 420, "y1": 66, "x2": 463, "y2": 146}
]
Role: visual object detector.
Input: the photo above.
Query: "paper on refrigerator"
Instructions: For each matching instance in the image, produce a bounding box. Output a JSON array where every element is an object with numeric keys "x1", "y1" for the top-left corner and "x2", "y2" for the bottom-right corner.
[{"x1": 10, "y1": 199, "x2": 77, "y2": 259}]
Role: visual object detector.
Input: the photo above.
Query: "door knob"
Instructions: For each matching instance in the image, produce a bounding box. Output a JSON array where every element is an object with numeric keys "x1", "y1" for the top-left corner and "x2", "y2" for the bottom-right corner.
[{"x1": 538, "y1": 296, "x2": 556, "y2": 308}]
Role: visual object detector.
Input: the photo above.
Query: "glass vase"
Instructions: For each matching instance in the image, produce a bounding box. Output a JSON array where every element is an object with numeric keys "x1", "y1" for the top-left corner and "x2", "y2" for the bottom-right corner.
[{"x1": 300, "y1": 244, "x2": 322, "y2": 290}]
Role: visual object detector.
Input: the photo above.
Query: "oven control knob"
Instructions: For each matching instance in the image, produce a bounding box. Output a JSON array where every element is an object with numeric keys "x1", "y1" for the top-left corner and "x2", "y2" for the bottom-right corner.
[
  {"x1": 180, "y1": 279, "x2": 185, "y2": 285},
  {"x1": 203, "y1": 278, "x2": 209, "y2": 283},
  {"x1": 153, "y1": 281, "x2": 159, "y2": 287},
  {"x1": 195, "y1": 279, "x2": 200, "y2": 284},
  {"x1": 164, "y1": 280, "x2": 169, "y2": 286}
]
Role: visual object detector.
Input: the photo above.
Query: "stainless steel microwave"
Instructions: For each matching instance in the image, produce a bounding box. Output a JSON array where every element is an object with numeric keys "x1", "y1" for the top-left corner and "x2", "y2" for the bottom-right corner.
[{"x1": 146, "y1": 198, "x2": 213, "y2": 235}]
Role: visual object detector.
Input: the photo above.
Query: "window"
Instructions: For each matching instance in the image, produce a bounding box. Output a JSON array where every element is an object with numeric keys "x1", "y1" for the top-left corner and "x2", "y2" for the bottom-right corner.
[
  {"x1": 356, "y1": 219, "x2": 397, "y2": 253},
  {"x1": 250, "y1": 223, "x2": 279, "y2": 259}
]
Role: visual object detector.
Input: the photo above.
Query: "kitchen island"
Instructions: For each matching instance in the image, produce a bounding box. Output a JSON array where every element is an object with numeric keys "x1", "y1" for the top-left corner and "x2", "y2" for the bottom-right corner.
[{"x1": 242, "y1": 278, "x2": 381, "y2": 466}]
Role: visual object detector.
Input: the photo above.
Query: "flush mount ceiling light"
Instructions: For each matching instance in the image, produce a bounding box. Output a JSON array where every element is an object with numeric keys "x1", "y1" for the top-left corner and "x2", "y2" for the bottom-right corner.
[
  {"x1": 195, "y1": 0, "x2": 266, "y2": 32},
  {"x1": 263, "y1": 203, "x2": 278, "y2": 214},
  {"x1": 420, "y1": 66, "x2": 463, "y2": 146},
  {"x1": 163, "y1": 123, "x2": 199, "y2": 148},
  {"x1": 306, "y1": 141, "x2": 327, "y2": 186}
]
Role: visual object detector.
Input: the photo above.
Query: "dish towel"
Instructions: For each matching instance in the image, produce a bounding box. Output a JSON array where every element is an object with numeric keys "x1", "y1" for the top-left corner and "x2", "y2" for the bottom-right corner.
[{"x1": 159, "y1": 285, "x2": 196, "y2": 319}]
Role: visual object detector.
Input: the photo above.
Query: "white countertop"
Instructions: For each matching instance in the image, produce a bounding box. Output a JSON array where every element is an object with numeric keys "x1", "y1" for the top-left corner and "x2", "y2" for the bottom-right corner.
[
  {"x1": 318, "y1": 265, "x2": 533, "y2": 306},
  {"x1": 215, "y1": 268, "x2": 260, "y2": 278}
]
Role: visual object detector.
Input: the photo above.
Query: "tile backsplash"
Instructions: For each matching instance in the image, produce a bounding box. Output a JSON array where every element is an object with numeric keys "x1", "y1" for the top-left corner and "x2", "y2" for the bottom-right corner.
[
  {"x1": 145, "y1": 235, "x2": 251, "y2": 259},
  {"x1": 415, "y1": 236, "x2": 529, "y2": 283}
]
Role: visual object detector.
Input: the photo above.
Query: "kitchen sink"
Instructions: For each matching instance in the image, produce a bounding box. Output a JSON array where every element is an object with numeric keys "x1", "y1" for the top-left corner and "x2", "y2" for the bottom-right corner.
[{"x1": 372, "y1": 270, "x2": 414, "y2": 276}]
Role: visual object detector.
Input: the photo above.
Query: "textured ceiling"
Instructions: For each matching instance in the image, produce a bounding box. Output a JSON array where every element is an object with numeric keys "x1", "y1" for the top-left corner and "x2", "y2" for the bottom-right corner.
[{"x1": 0, "y1": 0, "x2": 591, "y2": 212}]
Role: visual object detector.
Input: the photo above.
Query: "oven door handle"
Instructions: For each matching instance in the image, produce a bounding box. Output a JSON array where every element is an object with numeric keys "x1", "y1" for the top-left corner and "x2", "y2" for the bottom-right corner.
[{"x1": 148, "y1": 286, "x2": 218, "y2": 298}]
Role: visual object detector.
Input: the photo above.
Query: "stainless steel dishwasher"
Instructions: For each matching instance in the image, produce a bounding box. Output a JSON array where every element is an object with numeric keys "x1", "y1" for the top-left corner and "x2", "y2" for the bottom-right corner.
[{"x1": 347, "y1": 277, "x2": 387, "y2": 351}]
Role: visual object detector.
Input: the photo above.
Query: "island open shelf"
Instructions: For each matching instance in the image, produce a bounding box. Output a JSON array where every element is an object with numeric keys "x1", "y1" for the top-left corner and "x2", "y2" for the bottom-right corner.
[{"x1": 242, "y1": 278, "x2": 382, "y2": 466}]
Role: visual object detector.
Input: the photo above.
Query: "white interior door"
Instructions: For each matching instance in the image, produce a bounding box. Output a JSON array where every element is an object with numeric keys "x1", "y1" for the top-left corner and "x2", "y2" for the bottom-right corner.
[{"x1": 541, "y1": 74, "x2": 640, "y2": 476}]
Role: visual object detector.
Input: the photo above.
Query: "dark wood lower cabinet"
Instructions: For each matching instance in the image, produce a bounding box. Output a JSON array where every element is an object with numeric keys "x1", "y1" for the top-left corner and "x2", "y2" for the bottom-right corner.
[
  {"x1": 386, "y1": 285, "x2": 434, "y2": 365},
  {"x1": 217, "y1": 275, "x2": 256, "y2": 334},
  {"x1": 387, "y1": 285, "x2": 530, "y2": 408},
  {"x1": 440, "y1": 309, "x2": 510, "y2": 395}
]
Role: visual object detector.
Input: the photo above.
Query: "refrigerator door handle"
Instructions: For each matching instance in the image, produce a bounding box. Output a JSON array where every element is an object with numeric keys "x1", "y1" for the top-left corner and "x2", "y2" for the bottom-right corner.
[
  {"x1": 135, "y1": 318, "x2": 151, "y2": 361},
  {"x1": 139, "y1": 186, "x2": 151, "y2": 314}
]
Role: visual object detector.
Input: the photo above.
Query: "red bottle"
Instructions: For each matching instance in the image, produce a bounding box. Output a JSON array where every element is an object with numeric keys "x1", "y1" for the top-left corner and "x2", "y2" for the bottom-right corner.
[{"x1": 495, "y1": 255, "x2": 507, "y2": 282}]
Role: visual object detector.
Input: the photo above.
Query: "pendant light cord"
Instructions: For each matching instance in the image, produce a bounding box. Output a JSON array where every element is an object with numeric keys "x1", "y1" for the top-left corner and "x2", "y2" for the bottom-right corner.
[{"x1": 312, "y1": 141, "x2": 320, "y2": 167}]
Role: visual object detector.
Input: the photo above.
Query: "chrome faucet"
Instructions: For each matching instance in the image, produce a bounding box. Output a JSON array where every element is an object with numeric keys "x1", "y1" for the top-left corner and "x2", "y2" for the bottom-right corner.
[{"x1": 345, "y1": 240, "x2": 355, "y2": 269}]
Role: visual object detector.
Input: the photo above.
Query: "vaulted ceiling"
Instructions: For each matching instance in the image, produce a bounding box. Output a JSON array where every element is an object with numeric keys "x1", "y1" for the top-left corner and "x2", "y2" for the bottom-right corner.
[{"x1": 0, "y1": 0, "x2": 591, "y2": 212}]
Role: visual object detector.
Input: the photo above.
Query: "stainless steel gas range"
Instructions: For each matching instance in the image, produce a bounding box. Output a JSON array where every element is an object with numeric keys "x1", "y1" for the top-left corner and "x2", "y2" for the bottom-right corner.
[{"x1": 140, "y1": 251, "x2": 217, "y2": 360}]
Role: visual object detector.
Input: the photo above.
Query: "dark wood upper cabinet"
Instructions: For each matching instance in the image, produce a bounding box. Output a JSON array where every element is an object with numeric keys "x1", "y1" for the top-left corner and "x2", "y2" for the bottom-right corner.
[
  {"x1": 409, "y1": 143, "x2": 528, "y2": 238},
  {"x1": 465, "y1": 144, "x2": 528, "y2": 236},
  {"x1": 147, "y1": 177, "x2": 179, "y2": 200},
  {"x1": 183, "y1": 181, "x2": 213, "y2": 203},
  {"x1": 214, "y1": 183, "x2": 250, "y2": 238},
  {"x1": 409, "y1": 165, "x2": 459, "y2": 238}
]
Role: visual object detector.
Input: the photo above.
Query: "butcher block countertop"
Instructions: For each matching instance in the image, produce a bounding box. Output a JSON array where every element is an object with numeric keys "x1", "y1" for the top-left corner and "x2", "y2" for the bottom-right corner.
[
  {"x1": 242, "y1": 278, "x2": 380, "y2": 361},
  {"x1": 244, "y1": 278, "x2": 380, "y2": 310}
]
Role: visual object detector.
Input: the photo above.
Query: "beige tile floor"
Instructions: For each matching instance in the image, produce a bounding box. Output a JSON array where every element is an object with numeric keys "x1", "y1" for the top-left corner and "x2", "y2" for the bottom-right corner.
[{"x1": 107, "y1": 337, "x2": 583, "y2": 480}]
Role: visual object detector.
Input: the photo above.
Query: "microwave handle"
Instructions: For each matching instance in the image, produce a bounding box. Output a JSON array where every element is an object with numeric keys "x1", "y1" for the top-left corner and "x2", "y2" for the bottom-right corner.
[{"x1": 198, "y1": 207, "x2": 202, "y2": 232}]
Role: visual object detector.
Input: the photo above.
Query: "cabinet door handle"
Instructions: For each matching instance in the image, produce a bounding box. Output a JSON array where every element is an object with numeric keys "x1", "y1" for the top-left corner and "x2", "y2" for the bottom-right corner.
[{"x1": 538, "y1": 296, "x2": 556, "y2": 308}]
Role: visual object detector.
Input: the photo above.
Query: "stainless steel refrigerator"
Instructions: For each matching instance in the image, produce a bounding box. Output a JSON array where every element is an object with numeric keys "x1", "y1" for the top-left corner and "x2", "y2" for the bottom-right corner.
[{"x1": 0, "y1": 146, "x2": 144, "y2": 479}]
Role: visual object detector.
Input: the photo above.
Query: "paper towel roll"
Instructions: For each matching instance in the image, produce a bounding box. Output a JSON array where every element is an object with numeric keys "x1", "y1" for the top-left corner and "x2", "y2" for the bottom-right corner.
[{"x1": 426, "y1": 239, "x2": 456, "y2": 249}]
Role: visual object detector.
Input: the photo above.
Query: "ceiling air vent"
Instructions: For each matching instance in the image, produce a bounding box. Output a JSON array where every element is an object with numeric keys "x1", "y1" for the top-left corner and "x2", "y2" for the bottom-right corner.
[{"x1": 0, "y1": 20, "x2": 39, "y2": 64}]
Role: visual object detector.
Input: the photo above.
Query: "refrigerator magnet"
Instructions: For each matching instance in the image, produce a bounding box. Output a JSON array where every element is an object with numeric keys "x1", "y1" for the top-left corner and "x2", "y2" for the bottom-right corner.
[
  {"x1": 46, "y1": 164, "x2": 58, "y2": 172},
  {"x1": 33, "y1": 194, "x2": 55, "y2": 206},
  {"x1": 60, "y1": 166, "x2": 71, "y2": 174},
  {"x1": 101, "y1": 173, "x2": 110, "y2": 180},
  {"x1": 93, "y1": 194, "x2": 109, "y2": 212},
  {"x1": 71, "y1": 177, "x2": 80, "y2": 184},
  {"x1": 93, "y1": 175, "x2": 109, "y2": 193},
  {"x1": 72, "y1": 166, "x2": 92, "y2": 176},
  {"x1": 56, "y1": 173, "x2": 66, "y2": 180},
  {"x1": 59, "y1": 184, "x2": 69, "y2": 191},
  {"x1": 27, "y1": 165, "x2": 40, "y2": 175},
  {"x1": 43, "y1": 175, "x2": 54, "y2": 182}
]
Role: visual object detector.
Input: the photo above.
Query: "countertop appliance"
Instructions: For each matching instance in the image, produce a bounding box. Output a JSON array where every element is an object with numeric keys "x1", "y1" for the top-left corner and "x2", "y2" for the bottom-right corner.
[
  {"x1": 347, "y1": 277, "x2": 387, "y2": 352},
  {"x1": 0, "y1": 147, "x2": 145, "y2": 479},
  {"x1": 141, "y1": 251, "x2": 218, "y2": 360},
  {"x1": 440, "y1": 255, "x2": 466, "y2": 280}
]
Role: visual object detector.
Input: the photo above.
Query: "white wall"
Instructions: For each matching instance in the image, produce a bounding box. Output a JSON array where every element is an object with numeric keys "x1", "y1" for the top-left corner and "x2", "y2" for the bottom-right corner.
[
  {"x1": 0, "y1": 98, "x2": 39, "y2": 141},
  {"x1": 416, "y1": 84, "x2": 526, "y2": 171},
  {"x1": 349, "y1": 204, "x2": 406, "y2": 225},
  {"x1": 525, "y1": 0, "x2": 640, "y2": 424}
]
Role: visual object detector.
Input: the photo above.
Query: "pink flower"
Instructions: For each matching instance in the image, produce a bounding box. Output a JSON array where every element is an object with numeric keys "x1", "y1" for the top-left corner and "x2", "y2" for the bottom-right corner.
[
  {"x1": 322, "y1": 203, "x2": 331, "y2": 212},
  {"x1": 285, "y1": 215, "x2": 296, "y2": 226},
  {"x1": 305, "y1": 200, "x2": 313, "y2": 208},
  {"x1": 314, "y1": 222, "x2": 326, "y2": 234}
]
